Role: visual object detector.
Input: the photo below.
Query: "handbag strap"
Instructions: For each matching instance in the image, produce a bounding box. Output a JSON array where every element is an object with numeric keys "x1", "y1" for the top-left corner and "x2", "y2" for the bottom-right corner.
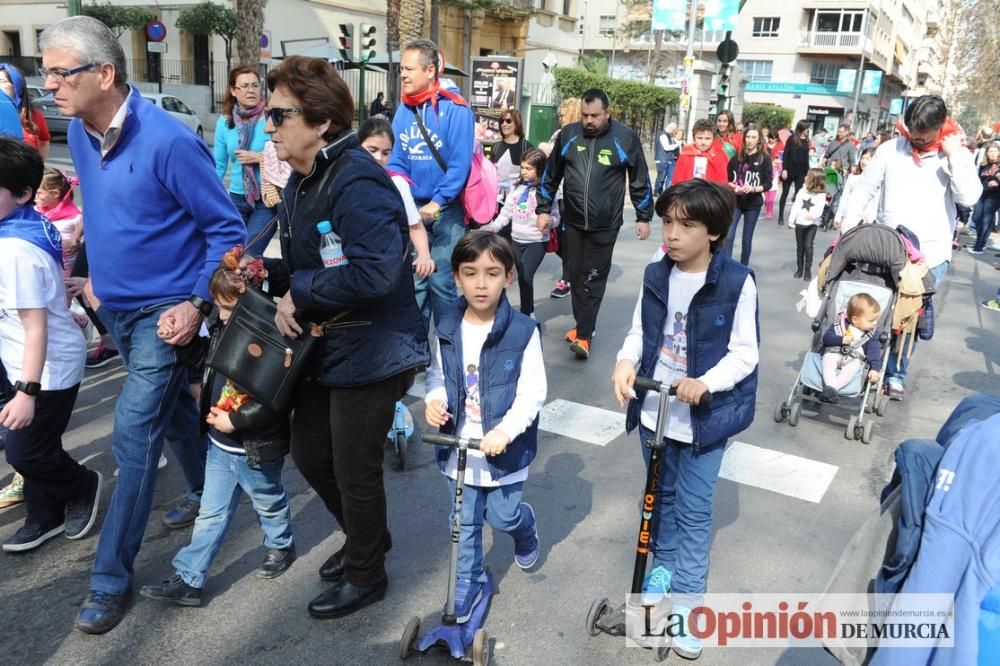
[{"x1": 413, "y1": 108, "x2": 448, "y2": 173}]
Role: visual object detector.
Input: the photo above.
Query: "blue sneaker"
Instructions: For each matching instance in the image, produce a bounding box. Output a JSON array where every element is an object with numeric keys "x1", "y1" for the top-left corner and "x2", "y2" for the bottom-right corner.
[
  {"x1": 513, "y1": 503, "x2": 540, "y2": 569},
  {"x1": 74, "y1": 591, "x2": 131, "y2": 635},
  {"x1": 642, "y1": 565, "x2": 673, "y2": 605},
  {"x1": 672, "y1": 604, "x2": 703, "y2": 659},
  {"x1": 451, "y1": 578, "x2": 484, "y2": 623}
]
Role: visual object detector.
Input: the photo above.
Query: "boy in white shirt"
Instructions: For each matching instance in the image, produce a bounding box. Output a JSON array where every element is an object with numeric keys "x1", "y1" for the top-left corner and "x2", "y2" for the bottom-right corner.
[
  {"x1": 0, "y1": 137, "x2": 101, "y2": 552},
  {"x1": 425, "y1": 230, "x2": 546, "y2": 624},
  {"x1": 612, "y1": 179, "x2": 759, "y2": 659}
]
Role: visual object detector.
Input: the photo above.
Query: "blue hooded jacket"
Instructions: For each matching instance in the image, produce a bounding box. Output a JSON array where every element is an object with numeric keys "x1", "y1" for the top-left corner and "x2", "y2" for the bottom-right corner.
[
  {"x1": 0, "y1": 64, "x2": 24, "y2": 139},
  {"x1": 387, "y1": 85, "x2": 474, "y2": 207}
]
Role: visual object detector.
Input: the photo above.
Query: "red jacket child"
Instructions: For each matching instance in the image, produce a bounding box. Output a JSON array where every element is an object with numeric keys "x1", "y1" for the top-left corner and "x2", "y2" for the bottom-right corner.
[{"x1": 672, "y1": 138, "x2": 730, "y2": 185}]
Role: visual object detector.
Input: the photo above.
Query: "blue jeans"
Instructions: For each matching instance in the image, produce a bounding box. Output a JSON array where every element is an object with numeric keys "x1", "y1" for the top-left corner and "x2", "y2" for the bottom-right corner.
[
  {"x1": 90, "y1": 301, "x2": 205, "y2": 596},
  {"x1": 414, "y1": 202, "x2": 465, "y2": 330},
  {"x1": 638, "y1": 426, "x2": 726, "y2": 595},
  {"x1": 654, "y1": 160, "x2": 676, "y2": 195},
  {"x1": 447, "y1": 478, "x2": 534, "y2": 583},
  {"x1": 886, "y1": 261, "x2": 950, "y2": 384},
  {"x1": 972, "y1": 197, "x2": 1000, "y2": 252},
  {"x1": 723, "y1": 207, "x2": 762, "y2": 266},
  {"x1": 231, "y1": 192, "x2": 275, "y2": 257},
  {"x1": 173, "y1": 445, "x2": 292, "y2": 589}
]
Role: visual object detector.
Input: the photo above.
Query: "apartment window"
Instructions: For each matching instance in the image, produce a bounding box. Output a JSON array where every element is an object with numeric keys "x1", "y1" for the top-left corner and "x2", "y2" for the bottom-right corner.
[
  {"x1": 579, "y1": 16, "x2": 584, "y2": 35},
  {"x1": 563, "y1": 0, "x2": 572, "y2": 16},
  {"x1": 816, "y1": 10, "x2": 864, "y2": 33},
  {"x1": 810, "y1": 62, "x2": 840, "y2": 86},
  {"x1": 737, "y1": 59, "x2": 772, "y2": 83},
  {"x1": 598, "y1": 15, "x2": 616, "y2": 36},
  {"x1": 752, "y1": 17, "x2": 780, "y2": 38}
]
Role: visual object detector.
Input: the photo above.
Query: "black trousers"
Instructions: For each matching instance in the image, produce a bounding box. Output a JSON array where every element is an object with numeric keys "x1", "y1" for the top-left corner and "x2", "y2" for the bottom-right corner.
[
  {"x1": 69, "y1": 243, "x2": 107, "y2": 336},
  {"x1": 289, "y1": 369, "x2": 414, "y2": 586},
  {"x1": 554, "y1": 199, "x2": 570, "y2": 282},
  {"x1": 3, "y1": 381, "x2": 89, "y2": 527},
  {"x1": 563, "y1": 224, "x2": 620, "y2": 339},
  {"x1": 513, "y1": 240, "x2": 547, "y2": 315},
  {"x1": 779, "y1": 175, "x2": 805, "y2": 222},
  {"x1": 795, "y1": 224, "x2": 818, "y2": 274}
]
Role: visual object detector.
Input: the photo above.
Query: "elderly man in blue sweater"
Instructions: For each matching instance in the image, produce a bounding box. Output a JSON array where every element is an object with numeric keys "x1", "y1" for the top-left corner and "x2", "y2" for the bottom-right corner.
[{"x1": 39, "y1": 16, "x2": 245, "y2": 635}]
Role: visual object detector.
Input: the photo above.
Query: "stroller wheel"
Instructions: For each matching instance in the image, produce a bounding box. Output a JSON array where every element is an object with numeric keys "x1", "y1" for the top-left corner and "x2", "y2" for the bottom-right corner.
[
  {"x1": 845, "y1": 415, "x2": 858, "y2": 440},
  {"x1": 788, "y1": 402, "x2": 801, "y2": 427},
  {"x1": 862, "y1": 421, "x2": 874, "y2": 445},
  {"x1": 774, "y1": 401, "x2": 788, "y2": 423},
  {"x1": 586, "y1": 597, "x2": 611, "y2": 637},
  {"x1": 875, "y1": 394, "x2": 889, "y2": 417},
  {"x1": 472, "y1": 628, "x2": 490, "y2": 666},
  {"x1": 399, "y1": 616, "x2": 420, "y2": 659}
]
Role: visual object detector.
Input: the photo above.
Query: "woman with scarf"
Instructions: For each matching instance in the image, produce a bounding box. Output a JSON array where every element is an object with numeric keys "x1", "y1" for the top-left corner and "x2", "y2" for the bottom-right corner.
[
  {"x1": 215, "y1": 66, "x2": 271, "y2": 256},
  {"x1": 0, "y1": 63, "x2": 49, "y2": 157}
]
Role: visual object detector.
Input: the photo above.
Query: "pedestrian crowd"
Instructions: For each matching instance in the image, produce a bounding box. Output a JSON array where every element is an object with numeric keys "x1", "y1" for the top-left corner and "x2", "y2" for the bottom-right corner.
[{"x1": 0, "y1": 13, "x2": 996, "y2": 663}]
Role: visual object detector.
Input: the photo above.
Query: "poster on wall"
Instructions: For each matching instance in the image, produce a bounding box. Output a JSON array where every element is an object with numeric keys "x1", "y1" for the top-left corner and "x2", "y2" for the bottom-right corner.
[{"x1": 470, "y1": 56, "x2": 523, "y2": 143}]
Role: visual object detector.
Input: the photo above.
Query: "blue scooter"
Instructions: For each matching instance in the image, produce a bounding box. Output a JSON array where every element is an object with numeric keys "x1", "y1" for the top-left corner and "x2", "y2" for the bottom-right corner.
[
  {"x1": 400, "y1": 433, "x2": 492, "y2": 666},
  {"x1": 386, "y1": 400, "x2": 415, "y2": 471}
]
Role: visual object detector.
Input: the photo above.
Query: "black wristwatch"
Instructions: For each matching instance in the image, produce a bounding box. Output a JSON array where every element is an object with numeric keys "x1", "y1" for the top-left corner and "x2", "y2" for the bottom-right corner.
[
  {"x1": 14, "y1": 381, "x2": 41, "y2": 396},
  {"x1": 187, "y1": 295, "x2": 213, "y2": 317}
]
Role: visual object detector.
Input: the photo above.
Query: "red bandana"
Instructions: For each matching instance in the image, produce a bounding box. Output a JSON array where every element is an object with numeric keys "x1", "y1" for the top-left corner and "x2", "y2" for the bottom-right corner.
[{"x1": 895, "y1": 117, "x2": 959, "y2": 164}]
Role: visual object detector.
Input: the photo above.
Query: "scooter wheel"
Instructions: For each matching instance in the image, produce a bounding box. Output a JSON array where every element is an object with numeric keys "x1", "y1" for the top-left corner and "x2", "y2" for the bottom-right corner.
[
  {"x1": 399, "y1": 616, "x2": 420, "y2": 660},
  {"x1": 586, "y1": 597, "x2": 610, "y2": 637},
  {"x1": 395, "y1": 432, "x2": 407, "y2": 471},
  {"x1": 655, "y1": 644, "x2": 671, "y2": 662},
  {"x1": 472, "y1": 628, "x2": 490, "y2": 666}
]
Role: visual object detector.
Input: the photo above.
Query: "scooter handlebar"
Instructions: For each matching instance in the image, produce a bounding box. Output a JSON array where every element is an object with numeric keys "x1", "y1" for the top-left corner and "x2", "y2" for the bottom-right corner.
[
  {"x1": 632, "y1": 377, "x2": 713, "y2": 407},
  {"x1": 421, "y1": 433, "x2": 481, "y2": 450}
]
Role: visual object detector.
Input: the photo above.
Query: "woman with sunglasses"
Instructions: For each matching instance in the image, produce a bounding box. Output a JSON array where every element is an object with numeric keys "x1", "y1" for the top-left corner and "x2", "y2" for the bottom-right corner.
[
  {"x1": 254, "y1": 56, "x2": 428, "y2": 620},
  {"x1": 489, "y1": 109, "x2": 534, "y2": 228},
  {"x1": 215, "y1": 65, "x2": 271, "y2": 255}
]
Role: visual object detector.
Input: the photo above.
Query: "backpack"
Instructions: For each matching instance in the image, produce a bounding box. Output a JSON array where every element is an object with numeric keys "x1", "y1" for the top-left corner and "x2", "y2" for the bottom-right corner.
[{"x1": 412, "y1": 109, "x2": 499, "y2": 225}]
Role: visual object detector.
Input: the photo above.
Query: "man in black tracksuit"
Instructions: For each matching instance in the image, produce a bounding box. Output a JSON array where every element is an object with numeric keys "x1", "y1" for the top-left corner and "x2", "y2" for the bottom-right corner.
[{"x1": 535, "y1": 88, "x2": 654, "y2": 359}]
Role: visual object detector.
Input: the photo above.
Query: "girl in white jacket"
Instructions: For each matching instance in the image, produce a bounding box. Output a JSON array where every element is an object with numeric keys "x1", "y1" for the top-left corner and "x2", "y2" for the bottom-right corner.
[
  {"x1": 486, "y1": 149, "x2": 556, "y2": 317},
  {"x1": 834, "y1": 147, "x2": 878, "y2": 234},
  {"x1": 788, "y1": 167, "x2": 828, "y2": 280}
]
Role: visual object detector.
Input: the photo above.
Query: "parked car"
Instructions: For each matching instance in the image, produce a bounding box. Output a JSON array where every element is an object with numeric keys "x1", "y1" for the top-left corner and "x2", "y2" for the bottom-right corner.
[
  {"x1": 35, "y1": 91, "x2": 204, "y2": 138},
  {"x1": 26, "y1": 85, "x2": 45, "y2": 102}
]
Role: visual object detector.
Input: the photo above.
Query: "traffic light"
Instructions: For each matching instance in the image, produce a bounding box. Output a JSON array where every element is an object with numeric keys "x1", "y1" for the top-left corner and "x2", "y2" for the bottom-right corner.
[
  {"x1": 717, "y1": 63, "x2": 731, "y2": 102},
  {"x1": 338, "y1": 23, "x2": 353, "y2": 62},
  {"x1": 360, "y1": 23, "x2": 377, "y2": 62}
]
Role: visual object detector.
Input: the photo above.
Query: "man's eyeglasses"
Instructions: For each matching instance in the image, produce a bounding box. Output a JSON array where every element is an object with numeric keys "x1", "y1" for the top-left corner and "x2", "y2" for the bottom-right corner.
[
  {"x1": 38, "y1": 63, "x2": 98, "y2": 82},
  {"x1": 235, "y1": 83, "x2": 261, "y2": 91},
  {"x1": 264, "y1": 106, "x2": 304, "y2": 126}
]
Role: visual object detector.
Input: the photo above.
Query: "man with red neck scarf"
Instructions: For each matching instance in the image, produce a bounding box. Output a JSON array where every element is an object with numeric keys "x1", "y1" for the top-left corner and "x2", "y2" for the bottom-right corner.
[
  {"x1": 843, "y1": 95, "x2": 981, "y2": 401},
  {"x1": 388, "y1": 39, "x2": 474, "y2": 331}
]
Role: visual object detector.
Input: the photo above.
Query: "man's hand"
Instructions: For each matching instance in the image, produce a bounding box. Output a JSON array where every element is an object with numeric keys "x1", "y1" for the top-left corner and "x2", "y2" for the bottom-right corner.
[
  {"x1": 419, "y1": 201, "x2": 442, "y2": 223},
  {"x1": 868, "y1": 370, "x2": 881, "y2": 384},
  {"x1": 671, "y1": 377, "x2": 709, "y2": 405},
  {"x1": 611, "y1": 359, "x2": 637, "y2": 408},
  {"x1": 425, "y1": 399, "x2": 451, "y2": 427},
  {"x1": 940, "y1": 133, "x2": 962, "y2": 159},
  {"x1": 158, "y1": 301, "x2": 202, "y2": 346},
  {"x1": 206, "y1": 407, "x2": 235, "y2": 433},
  {"x1": 63, "y1": 276, "x2": 87, "y2": 300},
  {"x1": 0, "y1": 392, "x2": 35, "y2": 430},
  {"x1": 636, "y1": 222, "x2": 651, "y2": 240},
  {"x1": 275, "y1": 292, "x2": 302, "y2": 339},
  {"x1": 480, "y1": 428, "x2": 511, "y2": 456},
  {"x1": 413, "y1": 254, "x2": 436, "y2": 279}
]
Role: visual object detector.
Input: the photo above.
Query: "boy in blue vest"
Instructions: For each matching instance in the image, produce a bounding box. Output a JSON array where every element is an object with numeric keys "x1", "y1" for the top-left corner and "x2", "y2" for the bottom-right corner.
[
  {"x1": 425, "y1": 230, "x2": 546, "y2": 622},
  {"x1": 612, "y1": 179, "x2": 759, "y2": 659}
]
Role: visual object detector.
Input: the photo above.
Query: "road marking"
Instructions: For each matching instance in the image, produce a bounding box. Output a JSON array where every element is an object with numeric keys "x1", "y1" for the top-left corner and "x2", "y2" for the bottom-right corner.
[
  {"x1": 719, "y1": 441, "x2": 839, "y2": 504},
  {"x1": 539, "y1": 399, "x2": 626, "y2": 447}
]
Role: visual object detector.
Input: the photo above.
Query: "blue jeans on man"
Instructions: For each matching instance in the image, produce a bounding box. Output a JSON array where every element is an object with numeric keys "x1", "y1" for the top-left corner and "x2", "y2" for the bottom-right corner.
[
  {"x1": 886, "y1": 261, "x2": 950, "y2": 386},
  {"x1": 723, "y1": 207, "x2": 762, "y2": 266},
  {"x1": 230, "y1": 192, "x2": 275, "y2": 257},
  {"x1": 414, "y1": 201, "x2": 464, "y2": 330},
  {"x1": 90, "y1": 302, "x2": 205, "y2": 596},
  {"x1": 654, "y1": 159, "x2": 676, "y2": 196},
  {"x1": 447, "y1": 478, "x2": 535, "y2": 583},
  {"x1": 637, "y1": 426, "x2": 726, "y2": 596},
  {"x1": 173, "y1": 445, "x2": 292, "y2": 589}
]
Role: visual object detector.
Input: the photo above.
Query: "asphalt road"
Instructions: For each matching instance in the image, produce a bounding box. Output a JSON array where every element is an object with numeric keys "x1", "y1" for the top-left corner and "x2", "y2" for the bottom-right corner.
[{"x1": 4, "y1": 143, "x2": 999, "y2": 665}]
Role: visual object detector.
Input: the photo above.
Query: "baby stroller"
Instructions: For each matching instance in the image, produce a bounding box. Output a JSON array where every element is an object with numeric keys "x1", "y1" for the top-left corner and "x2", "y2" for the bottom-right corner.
[
  {"x1": 819, "y1": 166, "x2": 844, "y2": 231},
  {"x1": 776, "y1": 224, "x2": 905, "y2": 444}
]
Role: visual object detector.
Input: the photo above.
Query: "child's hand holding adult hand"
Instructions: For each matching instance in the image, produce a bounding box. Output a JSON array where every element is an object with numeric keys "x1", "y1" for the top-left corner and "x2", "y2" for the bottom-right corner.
[
  {"x1": 611, "y1": 359, "x2": 637, "y2": 408},
  {"x1": 206, "y1": 407, "x2": 235, "y2": 433},
  {"x1": 480, "y1": 429, "x2": 511, "y2": 456},
  {"x1": 425, "y1": 399, "x2": 451, "y2": 427},
  {"x1": 0, "y1": 392, "x2": 35, "y2": 430},
  {"x1": 672, "y1": 377, "x2": 709, "y2": 405},
  {"x1": 413, "y1": 254, "x2": 435, "y2": 279}
]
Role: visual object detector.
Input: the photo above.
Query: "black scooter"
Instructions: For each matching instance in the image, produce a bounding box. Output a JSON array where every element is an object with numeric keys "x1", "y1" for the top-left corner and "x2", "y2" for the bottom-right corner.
[{"x1": 585, "y1": 377, "x2": 712, "y2": 661}]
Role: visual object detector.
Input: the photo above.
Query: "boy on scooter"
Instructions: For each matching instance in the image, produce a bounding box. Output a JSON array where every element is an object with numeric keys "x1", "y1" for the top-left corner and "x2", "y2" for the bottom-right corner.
[
  {"x1": 611, "y1": 179, "x2": 760, "y2": 659},
  {"x1": 425, "y1": 230, "x2": 546, "y2": 623}
]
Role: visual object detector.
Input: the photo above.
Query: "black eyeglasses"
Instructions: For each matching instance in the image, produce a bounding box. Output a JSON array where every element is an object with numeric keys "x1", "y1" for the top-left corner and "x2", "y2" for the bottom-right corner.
[
  {"x1": 264, "y1": 106, "x2": 304, "y2": 126},
  {"x1": 39, "y1": 63, "x2": 98, "y2": 82},
  {"x1": 501, "y1": 118, "x2": 514, "y2": 124}
]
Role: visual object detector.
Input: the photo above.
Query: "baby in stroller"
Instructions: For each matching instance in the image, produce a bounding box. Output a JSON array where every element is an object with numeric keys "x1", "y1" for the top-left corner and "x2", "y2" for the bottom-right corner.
[{"x1": 819, "y1": 292, "x2": 883, "y2": 404}]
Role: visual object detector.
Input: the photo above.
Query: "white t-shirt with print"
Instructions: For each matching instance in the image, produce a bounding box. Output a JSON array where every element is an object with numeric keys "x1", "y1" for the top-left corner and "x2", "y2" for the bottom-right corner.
[
  {"x1": 426, "y1": 319, "x2": 546, "y2": 487},
  {"x1": 0, "y1": 238, "x2": 86, "y2": 390},
  {"x1": 391, "y1": 175, "x2": 421, "y2": 228}
]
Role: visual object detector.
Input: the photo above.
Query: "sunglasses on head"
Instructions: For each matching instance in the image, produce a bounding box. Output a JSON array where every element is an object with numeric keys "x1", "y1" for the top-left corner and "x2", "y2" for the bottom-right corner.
[{"x1": 264, "y1": 106, "x2": 304, "y2": 126}]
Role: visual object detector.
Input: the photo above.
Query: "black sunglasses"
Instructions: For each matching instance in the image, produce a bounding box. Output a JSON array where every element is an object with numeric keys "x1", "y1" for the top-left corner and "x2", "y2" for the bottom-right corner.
[
  {"x1": 501, "y1": 118, "x2": 514, "y2": 124},
  {"x1": 264, "y1": 106, "x2": 304, "y2": 126}
]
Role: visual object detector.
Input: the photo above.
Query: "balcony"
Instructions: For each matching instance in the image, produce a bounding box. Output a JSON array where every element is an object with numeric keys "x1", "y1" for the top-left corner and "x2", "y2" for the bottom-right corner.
[{"x1": 800, "y1": 30, "x2": 864, "y2": 49}]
